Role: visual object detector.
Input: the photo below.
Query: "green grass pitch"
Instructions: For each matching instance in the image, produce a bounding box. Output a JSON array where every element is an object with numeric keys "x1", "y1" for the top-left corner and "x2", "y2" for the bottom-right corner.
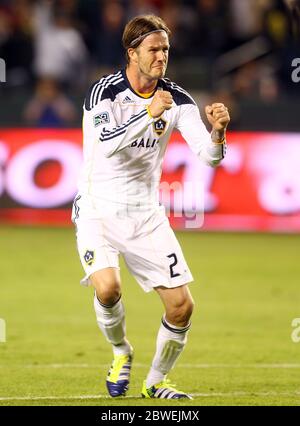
[{"x1": 0, "y1": 226, "x2": 300, "y2": 406}]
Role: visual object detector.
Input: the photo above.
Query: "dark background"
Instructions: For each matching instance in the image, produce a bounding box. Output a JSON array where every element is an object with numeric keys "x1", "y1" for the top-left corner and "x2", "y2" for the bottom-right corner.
[{"x1": 0, "y1": 0, "x2": 300, "y2": 130}]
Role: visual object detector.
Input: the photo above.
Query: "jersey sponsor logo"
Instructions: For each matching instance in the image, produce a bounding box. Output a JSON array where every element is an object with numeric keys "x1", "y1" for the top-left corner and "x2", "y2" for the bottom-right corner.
[
  {"x1": 153, "y1": 118, "x2": 167, "y2": 136},
  {"x1": 94, "y1": 112, "x2": 110, "y2": 127},
  {"x1": 84, "y1": 250, "x2": 95, "y2": 266},
  {"x1": 130, "y1": 138, "x2": 158, "y2": 149},
  {"x1": 122, "y1": 95, "x2": 134, "y2": 104}
]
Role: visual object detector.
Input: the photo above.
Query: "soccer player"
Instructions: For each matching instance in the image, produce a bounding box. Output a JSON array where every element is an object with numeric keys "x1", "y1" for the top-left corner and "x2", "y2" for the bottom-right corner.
[{"x1": 72, "y1": 15, "x2": 230, "y2": 399}]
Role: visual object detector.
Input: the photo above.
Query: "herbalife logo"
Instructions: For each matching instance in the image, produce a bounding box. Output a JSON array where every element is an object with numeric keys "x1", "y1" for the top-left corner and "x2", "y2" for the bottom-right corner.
[
  {"x1": 0, "y1": 58, "x2": 6, "y2": 83},
  {"x1": 122, "y1": 95, "x2": 134, "y2": 104}
]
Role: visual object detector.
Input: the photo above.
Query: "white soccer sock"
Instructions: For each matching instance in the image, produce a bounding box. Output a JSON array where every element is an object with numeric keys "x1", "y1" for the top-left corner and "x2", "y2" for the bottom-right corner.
[
  {"x1": 145, "y1": 315, "x2": 191, "y2": 388},
  {"x1": 93, "y1": 293, "x2": 132, "y2": 356}
]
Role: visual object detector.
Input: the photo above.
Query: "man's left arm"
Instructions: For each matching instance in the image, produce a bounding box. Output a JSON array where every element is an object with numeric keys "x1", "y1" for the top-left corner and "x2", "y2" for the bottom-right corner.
[{"x1": 176, "y1": 102, "x2": 230, "y2": 167}]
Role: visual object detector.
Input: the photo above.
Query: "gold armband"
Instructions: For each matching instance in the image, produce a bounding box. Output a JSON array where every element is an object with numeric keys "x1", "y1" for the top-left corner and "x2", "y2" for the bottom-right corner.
[
  {"x1": 214, "y1": 136, "x2": 226, "y2": 145},
  {"x1": 211, "y1": 129, "x2": 226, "y2": 144}
]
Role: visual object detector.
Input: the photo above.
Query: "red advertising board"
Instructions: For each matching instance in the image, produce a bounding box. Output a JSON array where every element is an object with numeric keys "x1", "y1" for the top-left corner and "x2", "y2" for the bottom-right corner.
[{"x1": 0, "y1": 129, "x2": 300, "y2": 232}]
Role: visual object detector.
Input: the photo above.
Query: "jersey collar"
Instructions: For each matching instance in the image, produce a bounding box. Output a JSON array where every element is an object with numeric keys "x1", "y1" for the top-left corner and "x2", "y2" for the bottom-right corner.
[{"x1": 121, "y1": 69, "x2": 163, "y2": 99}]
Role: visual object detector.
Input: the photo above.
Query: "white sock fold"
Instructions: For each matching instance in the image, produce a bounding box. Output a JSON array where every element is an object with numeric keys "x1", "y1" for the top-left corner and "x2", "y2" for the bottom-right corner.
[
  {"x1": 145, "y1": 315, "x2": 191, "y2": 388},
  {"x1": 93, "y1": 294, "x2": 132, "y2": 356}
]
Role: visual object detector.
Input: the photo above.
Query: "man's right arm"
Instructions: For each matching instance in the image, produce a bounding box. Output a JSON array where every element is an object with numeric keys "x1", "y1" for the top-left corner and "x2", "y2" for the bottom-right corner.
[{"x1": 86, "y1": 91, "x2": 173, "y2": 158}]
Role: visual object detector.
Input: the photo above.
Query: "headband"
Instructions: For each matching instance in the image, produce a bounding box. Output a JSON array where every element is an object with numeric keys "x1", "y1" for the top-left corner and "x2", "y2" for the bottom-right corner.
[{"x1": 129, "y1": 29, "x2": 167, "y2": 47}]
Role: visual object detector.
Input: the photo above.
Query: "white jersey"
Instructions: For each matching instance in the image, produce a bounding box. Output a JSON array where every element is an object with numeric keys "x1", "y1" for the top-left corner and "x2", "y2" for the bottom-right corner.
[{"x1": 75, "y1": 69, "x2": 226, "y2": 219}]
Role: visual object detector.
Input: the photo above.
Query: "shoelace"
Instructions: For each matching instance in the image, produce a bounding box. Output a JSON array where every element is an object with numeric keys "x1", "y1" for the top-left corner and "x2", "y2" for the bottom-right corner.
[
  {"x1": 109, "y1": 355, "x2": 130, "y2": 383},
  {"x1": 156, "y1": 379, "x2": 184, "y2": 393}
]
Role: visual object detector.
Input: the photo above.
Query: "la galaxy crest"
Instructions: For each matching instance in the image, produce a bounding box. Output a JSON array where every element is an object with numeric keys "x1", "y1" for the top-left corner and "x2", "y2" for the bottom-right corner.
[
  {"x1": 84, "y1": 250, "x2": 95, "y2": 266},
  {"x1": 153, "y1": 118, "x2": 167, "y2": 136}
]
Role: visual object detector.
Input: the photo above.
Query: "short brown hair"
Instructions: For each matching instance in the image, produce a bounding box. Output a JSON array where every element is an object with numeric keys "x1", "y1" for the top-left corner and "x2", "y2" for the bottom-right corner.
[{"x1": 122, "y1": 15, "x2": 171, "y2": 64}]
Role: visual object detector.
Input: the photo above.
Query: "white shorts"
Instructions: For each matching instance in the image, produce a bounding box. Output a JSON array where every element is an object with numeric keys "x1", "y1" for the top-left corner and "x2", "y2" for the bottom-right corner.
[{"x1": 73, "y1": 205, "x2": 193, "y2": 293}]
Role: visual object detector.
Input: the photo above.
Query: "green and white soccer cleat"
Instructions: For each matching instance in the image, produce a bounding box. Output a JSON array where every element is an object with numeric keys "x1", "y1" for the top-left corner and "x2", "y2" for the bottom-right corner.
[
  {"x1": 141, "y1": 379, "x2": 193, "y2": 399},
  {"x1": 106, "y1": 352, "x2": 133, "y2": 397}
]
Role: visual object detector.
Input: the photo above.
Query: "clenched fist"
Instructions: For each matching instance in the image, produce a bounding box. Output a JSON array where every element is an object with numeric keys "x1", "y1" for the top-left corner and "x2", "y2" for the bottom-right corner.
[
  {"x1": 205, "y1": 103, "x2": 230, "y2": 131},
  {"x1": 148, "y1": 90, "x2": 173, "y2": 118}
]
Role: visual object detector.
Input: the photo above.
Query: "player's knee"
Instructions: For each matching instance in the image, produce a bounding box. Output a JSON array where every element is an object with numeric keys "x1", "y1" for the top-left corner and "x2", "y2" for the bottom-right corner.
[
  {"x1": 91, "y1": 271, "x2": 121, "y2": 306},
  {"x1": 97, "y1": 287, "x2": 121, "y2": 306}
]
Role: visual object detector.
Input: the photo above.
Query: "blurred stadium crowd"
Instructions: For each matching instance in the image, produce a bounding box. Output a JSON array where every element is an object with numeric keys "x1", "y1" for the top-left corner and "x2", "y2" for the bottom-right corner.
[{"x1": 0, "y1": 0, "x2": 299, "y2": 129}]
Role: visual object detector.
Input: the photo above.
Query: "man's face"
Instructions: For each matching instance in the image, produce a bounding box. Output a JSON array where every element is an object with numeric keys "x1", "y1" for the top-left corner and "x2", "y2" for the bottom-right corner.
[{"x1": 134, "y1": 32, "x2": 170, "y2": 80}]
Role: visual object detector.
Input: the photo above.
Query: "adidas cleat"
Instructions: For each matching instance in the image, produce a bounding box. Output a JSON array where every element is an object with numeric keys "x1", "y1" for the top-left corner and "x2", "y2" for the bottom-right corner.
[
  {"x1": 106, "y1": 353, "x2": 133, "y2": 397},
  {"x1": 141, "y1": 379, "x2": 193, "y2": 399}
]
